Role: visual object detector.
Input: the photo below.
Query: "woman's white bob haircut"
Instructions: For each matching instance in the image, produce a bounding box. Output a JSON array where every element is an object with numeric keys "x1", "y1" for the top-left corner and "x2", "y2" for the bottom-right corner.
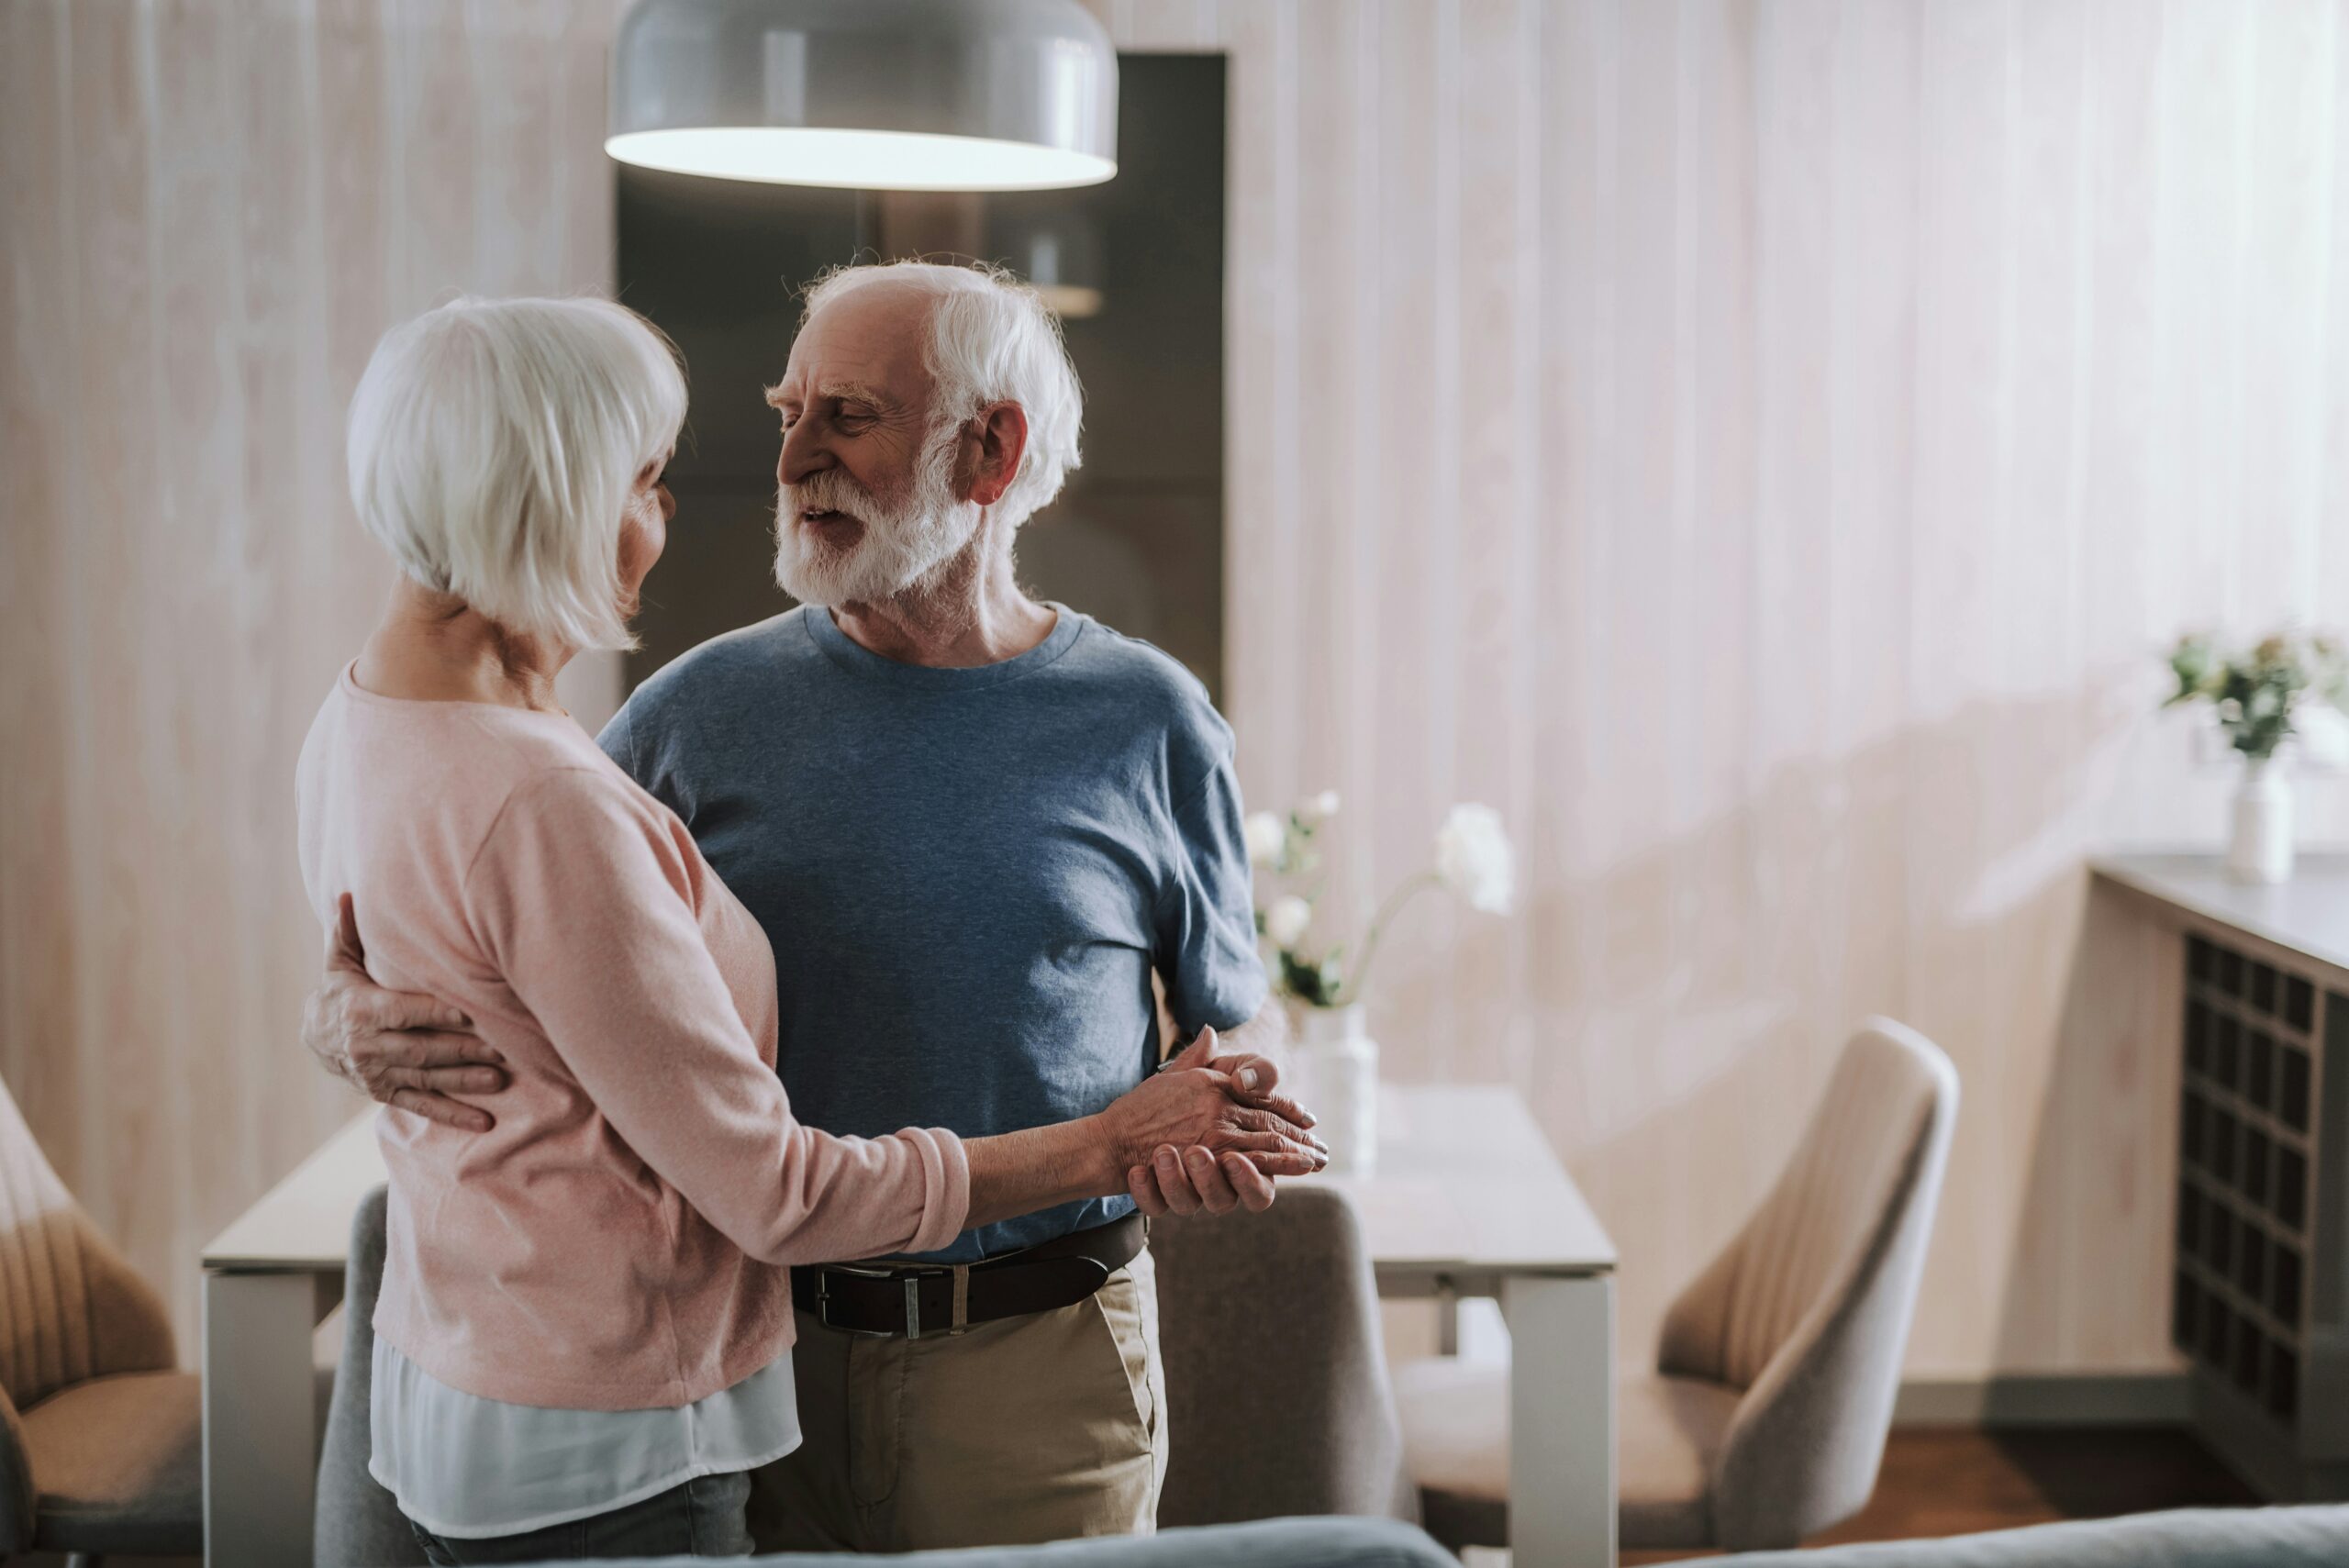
[
  {"x1": 801, "y1": 260, "x2": 1083, "y2": 528},
  {"x1": 346, "y1": 295, "x2": 687, "y2": 651}
]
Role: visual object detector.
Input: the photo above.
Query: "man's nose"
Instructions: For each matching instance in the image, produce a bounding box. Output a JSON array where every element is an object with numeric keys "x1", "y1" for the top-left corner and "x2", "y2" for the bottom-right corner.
[{"x1": 779, "y1": 419, "x2": 830, "y2": 486}]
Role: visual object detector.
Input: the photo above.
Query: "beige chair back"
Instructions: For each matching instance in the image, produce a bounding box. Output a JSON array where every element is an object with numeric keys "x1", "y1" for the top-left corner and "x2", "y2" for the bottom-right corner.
[
  {"x1": 0, "y1": 1073, "x2": 176, "y2": 1413},
  {"x1": 1658, "y1": 1017, "x2": 1959, "y2": 1548},
  {"x1": 0, "y1": 1072, "x2": 179, "y2": 1551}
]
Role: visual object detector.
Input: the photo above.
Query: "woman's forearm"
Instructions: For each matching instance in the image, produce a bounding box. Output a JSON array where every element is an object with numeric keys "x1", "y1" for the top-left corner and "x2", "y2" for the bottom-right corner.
[
  {"x1": 960, "y1": 1051, "x2": 1329, "y2": 1232},
  {"x1": 963, "y1": 1117, "x2": 1119, "y2": 1230}
]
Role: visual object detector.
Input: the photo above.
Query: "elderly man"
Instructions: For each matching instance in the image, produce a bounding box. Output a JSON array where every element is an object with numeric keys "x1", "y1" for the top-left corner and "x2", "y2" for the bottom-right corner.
[{"x1": 305, "y1": 261, "x2": 1296, "y2": 1551}]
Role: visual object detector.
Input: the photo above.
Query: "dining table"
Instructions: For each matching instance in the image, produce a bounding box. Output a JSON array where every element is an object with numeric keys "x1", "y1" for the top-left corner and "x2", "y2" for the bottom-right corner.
[{"x1": 199, "y1": 1080, "x2": 1618, "y2": 1567}]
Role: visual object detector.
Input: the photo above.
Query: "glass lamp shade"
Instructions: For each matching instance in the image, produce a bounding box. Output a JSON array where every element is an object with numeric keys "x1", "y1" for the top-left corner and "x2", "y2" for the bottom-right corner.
[{"x1": 607, "y1": 0, "x2": 1119, "y2": 192}]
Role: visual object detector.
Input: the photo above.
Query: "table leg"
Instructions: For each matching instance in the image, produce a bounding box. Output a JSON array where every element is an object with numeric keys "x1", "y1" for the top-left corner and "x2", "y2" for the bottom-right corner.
[
  {"x1": 203, "y1": 1270, "x2": 325, "y2": 1568},
  {"x1": 1502, "y1": 1273, "x2": 1616, "y2": 1568}
]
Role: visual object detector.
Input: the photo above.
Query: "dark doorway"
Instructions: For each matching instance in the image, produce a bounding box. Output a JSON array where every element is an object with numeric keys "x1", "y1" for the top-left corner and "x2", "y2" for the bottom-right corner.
[{"x1": 615, "y1": 55, "x2": 1228, "y2": 701}]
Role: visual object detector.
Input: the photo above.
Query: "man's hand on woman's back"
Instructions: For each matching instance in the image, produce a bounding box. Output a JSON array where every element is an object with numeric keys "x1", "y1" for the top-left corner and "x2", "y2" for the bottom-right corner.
[{"x1": 303, "y1": 893, "x2": 508, "y2": 1130}]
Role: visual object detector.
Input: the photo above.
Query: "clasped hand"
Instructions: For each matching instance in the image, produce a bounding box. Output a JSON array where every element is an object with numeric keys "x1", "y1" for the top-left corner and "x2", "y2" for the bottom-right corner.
[{"x1": 1097, "y1": 1026, "x2": 1326, "y2": 1217}]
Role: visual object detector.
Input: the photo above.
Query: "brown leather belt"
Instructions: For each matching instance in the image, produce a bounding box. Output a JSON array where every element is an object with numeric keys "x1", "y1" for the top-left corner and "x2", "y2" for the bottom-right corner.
[{"x1": 790, "y1": 1211, "x2": 1145, "y2": 1340}]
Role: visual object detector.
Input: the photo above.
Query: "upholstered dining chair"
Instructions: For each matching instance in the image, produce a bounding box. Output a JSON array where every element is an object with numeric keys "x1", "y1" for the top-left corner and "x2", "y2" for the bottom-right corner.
[
  {"x1": 0, "y1": 1071, "x2": 201, "y2": 1563},
  {"x1": 316, "y1": 1184, "x2": 429, "y2": 1566},
  {"x1": 1396, "y1": 1017, "x2": 1960, "y2": 1555},
  {"x1": 1150, "y1": 1184, "x2": 1416, "y2": 1528}
]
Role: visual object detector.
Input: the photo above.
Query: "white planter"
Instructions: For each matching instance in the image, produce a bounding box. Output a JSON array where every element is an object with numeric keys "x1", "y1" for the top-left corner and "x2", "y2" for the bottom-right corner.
[
  {"x1": 2229, "y1": 760, "x2": 2294, "y2": 884},
  {"x1": 1291, "y1": 1004, "x2": 1378, "y2": 1175}
]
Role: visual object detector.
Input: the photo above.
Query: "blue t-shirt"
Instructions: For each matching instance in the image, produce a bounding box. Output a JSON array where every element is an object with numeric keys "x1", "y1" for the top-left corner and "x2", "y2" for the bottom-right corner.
[{"x1": 599, "y1": 605, "x2": 1268, "y2": 1261}]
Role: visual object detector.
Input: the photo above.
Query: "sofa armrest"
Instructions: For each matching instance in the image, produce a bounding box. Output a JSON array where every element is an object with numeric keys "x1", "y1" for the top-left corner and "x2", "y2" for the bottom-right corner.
[{"x1": 1700, "y1": 1506, "x2": 2349, "y2": 1567}]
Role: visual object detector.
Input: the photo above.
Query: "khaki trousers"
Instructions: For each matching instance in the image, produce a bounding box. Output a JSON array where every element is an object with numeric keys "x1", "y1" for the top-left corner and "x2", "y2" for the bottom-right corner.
[{"x1": 749, "y1": 1246, "x2": 1166, "y2": 1552}]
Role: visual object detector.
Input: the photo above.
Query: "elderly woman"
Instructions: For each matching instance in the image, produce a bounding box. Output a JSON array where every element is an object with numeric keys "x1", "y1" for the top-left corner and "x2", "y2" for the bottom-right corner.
[{"x1": 295, "y1": 296, "x2": 1323, "y2": 1564}]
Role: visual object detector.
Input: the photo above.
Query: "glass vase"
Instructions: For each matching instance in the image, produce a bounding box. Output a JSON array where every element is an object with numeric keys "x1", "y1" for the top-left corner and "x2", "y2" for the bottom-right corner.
[
  {"x1": 1291, "y1": 1003, "x2": 1378, "y2": 1175},
  {"x1": 2228, "y1": 758, "x2": 2294, "y2": 884}
]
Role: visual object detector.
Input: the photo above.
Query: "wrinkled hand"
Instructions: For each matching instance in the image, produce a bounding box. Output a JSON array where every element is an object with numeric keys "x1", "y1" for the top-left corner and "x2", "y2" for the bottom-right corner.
[
  {"x1": 302, "y1": 894, "x2": 507, "y2": 1131},
  {"x1": 1106, "y1": 1029, "x2": 1325, "y2": 1217}
]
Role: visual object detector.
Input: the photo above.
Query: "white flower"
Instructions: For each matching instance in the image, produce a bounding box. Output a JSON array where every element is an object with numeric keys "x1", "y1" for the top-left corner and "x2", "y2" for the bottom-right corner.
[
  {"x1": 1301, "y1": 790, "x2": 1342, "y2": 823},
  {"x1": 1264, "y1": 895, "x2": 1313, "y2": 948},
  {"x1": 1435, "y1": 803, "x2": 1515, "y2": 915},
  {"x1": 1243, "y1": 811, "x2": 1286, "y2": 866}
]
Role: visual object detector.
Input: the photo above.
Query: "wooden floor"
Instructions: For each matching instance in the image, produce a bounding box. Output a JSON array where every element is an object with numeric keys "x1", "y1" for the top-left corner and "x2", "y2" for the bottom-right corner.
[{"x1": 1621, "y1": 1426, "x2": 2261, "y2": 1563}]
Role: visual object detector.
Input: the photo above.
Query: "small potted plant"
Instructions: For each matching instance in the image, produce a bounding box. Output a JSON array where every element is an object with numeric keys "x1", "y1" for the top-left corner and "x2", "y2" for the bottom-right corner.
[
  {"x1": 2164, "y1": 630, "x2": 2349, "y2": 884},
  {"x1": 1246, "y1": 793, "x2": 1515, "y2": 1171}
]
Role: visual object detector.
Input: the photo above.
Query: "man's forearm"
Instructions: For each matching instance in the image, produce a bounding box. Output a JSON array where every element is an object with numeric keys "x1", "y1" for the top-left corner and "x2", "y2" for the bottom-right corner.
[
  {"x1": 963, "y1": 1118, "x2": 1119, "y2": 1230},
  {"x1": 1209, "y1": 997, "x2": 1287, "y2": 1056}
]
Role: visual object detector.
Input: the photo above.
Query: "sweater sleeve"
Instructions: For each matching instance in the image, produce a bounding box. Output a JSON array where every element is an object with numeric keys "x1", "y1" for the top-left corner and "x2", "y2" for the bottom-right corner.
[
  {"x1": 463, "y1": 766, "x2": 970, "y2": 1263},
  {"x1": 1155, "y1": 726, "x2": 1270, "y2": 1035}
]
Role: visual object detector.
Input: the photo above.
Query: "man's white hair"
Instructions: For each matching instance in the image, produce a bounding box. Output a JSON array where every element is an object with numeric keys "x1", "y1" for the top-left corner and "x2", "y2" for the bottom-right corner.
[
  {"x1": 800, "y1": 260, "x2": 1084, "y2": 527},
  {"x1": 345, "y1": 295, "x2": 686, "y2": 651}
]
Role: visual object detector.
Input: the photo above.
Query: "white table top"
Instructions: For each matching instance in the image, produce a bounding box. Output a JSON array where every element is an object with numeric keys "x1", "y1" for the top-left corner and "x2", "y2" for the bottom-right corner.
[
  {"x1": 2091, "y1": 851, "x2": 2349, "y2": 981},
  {"x1": 1308, "y1": 1083, "x2": 1616, "y2": 1279},
  {"x1": 202, "y1": 1110, "x2": 384, "y2": 1270},
  {"x1": 203, "y1": 1084, "x2": 1614, "y2": 1279}
]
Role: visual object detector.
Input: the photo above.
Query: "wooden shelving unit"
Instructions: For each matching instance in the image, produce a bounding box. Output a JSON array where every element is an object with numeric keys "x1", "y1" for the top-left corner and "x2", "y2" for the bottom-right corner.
[{"x1": 2097, "y1": 853, "x2": 2349, "y2": 1500}]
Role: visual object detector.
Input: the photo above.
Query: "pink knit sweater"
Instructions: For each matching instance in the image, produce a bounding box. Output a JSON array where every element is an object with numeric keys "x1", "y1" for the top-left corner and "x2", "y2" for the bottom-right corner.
[{"x1": 296, "y1": 666, "x2": 970, "y2": 1410}]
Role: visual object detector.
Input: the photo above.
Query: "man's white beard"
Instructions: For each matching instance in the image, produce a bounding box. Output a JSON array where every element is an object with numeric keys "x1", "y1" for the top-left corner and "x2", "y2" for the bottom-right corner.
[{"x1": 773, "y1": 426, "x2": 981, "y2": 607}]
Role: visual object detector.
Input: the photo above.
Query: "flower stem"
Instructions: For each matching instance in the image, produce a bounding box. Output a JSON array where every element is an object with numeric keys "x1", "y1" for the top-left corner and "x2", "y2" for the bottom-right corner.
[{"x1": 1339, "y1": 870, "x2": 1442, "y2": 1007}]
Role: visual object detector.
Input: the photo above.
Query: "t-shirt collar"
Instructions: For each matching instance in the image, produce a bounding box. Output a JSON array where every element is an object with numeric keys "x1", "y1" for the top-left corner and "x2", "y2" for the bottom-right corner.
[{"x1": 802, "y1": 601, "x2": 1085, "y2": 688}]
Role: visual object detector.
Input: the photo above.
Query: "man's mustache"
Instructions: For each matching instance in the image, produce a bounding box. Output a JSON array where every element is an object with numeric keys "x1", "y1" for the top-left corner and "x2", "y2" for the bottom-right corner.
[{"x1": 780, "y1": 473, "x2": 874, "y2": 528}]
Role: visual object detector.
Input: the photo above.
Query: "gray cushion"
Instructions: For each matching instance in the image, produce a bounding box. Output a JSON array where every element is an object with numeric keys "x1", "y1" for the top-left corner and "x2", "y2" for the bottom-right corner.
[
  {"x1": 1390, "y1": 1356, "x2": 1506, "y2": 1548},
  {"x1": 595, "y1": 1516, "x2": 1449, "y2": 1567},
  {"x1": 1397, "y1": 1361, "x2": 1740, "y2": 1550},
  {"x1": 1712, "y1": 1505, "x2": 2349, "y2": 1567},
  {"x1": 1615, "y1": 1374, "x2": 1740, "y2": 1546},
  {"x1": 21, "y1": 1368, "x2": 202, "y2": 1554}
]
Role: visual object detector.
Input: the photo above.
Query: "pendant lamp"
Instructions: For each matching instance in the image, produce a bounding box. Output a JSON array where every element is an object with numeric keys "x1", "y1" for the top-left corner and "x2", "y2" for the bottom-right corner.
[{"x1": 607, "y1": 0, "x2": 1119, "y2": 192}]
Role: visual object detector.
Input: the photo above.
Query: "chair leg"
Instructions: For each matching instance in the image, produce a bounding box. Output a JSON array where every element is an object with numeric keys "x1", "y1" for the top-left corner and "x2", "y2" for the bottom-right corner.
[{"x1": 63, "y1": 1553, "x2": 102, "y2": 1568}]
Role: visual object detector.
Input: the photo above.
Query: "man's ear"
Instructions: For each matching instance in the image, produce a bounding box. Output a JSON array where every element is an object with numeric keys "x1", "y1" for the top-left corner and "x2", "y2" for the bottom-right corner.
[{"x1": 963, "y1": 401, "x2": 1030, "y2": 507}]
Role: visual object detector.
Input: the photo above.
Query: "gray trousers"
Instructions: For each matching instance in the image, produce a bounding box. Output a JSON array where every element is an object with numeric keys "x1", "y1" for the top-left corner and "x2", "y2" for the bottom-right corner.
[{"x1": 407, "y1": 1471, "x2": 752, "y2": 1562}]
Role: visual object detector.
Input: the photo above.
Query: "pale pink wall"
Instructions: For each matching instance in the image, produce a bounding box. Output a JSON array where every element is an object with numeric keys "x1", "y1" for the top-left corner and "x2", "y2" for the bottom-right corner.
[
  {"x1": 6, "y1": 0, "x2": 2343, "y2": 1384},
  {"x1": 0, "y1": 0, "x2": 626, "y2": 1351},
  {"x1": 1098, "y1": 0, "x2": 2349, "y2": 1378}
]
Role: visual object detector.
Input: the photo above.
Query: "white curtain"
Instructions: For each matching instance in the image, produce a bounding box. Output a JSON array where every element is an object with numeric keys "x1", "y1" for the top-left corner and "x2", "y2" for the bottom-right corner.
[{"x1": 1096, "y1": 0, "x2": 2349, "y2": 1377}]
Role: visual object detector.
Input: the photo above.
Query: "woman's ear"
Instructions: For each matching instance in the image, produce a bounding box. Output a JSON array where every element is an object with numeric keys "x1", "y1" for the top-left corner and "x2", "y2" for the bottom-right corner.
[{"x1": 964, "y1": 401, "x2": 1030, "y2": 507}]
